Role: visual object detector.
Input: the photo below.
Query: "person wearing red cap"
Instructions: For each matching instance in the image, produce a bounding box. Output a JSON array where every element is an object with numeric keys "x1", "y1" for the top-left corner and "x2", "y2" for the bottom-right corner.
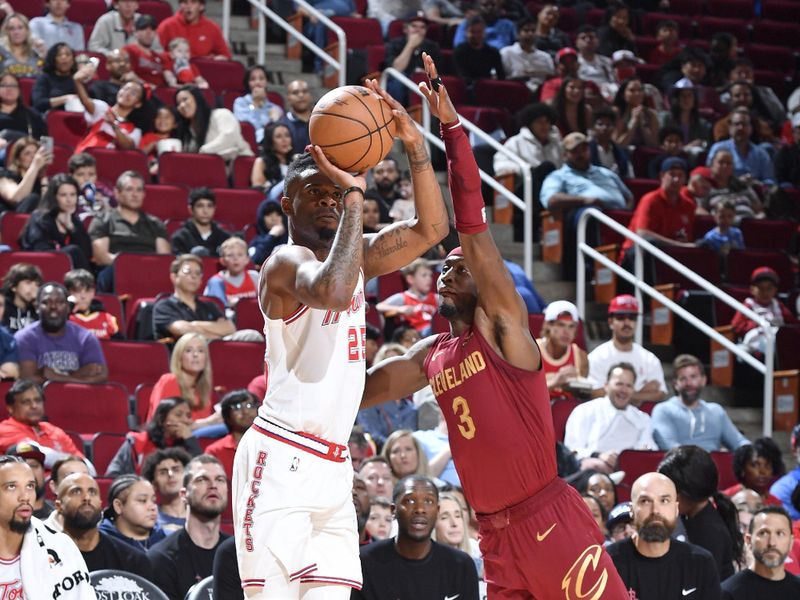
[
  {"x1": 682, "y1": 166, "x2": 714, "y2": 210},
  {"x1": 731, "y1": 267, "x2": 797, "y2": 355},
  {"x1": 588, "y1": 294, "x2": 667, "y2": 405},
  {"x1": 364, "y1": 53, "x2": 629, "y2": 600},
  {"x1": 536, "y1": 300, "x2": 589, "y2": 400},
  {"x1": 539, "y1": 46, "x2": 579, "y2": 102}
]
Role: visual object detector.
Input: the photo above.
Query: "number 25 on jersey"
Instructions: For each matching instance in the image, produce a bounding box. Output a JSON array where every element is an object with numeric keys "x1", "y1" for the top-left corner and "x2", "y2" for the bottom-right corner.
[{"x1": 348, "y1": 326, "x2": 367, "y2": 363}]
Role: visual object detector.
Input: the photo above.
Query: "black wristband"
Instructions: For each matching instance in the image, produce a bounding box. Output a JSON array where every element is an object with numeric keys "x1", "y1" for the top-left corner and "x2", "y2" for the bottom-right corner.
[{"x1": 343, "y1": 186, "x2": 365, "y2": 199}]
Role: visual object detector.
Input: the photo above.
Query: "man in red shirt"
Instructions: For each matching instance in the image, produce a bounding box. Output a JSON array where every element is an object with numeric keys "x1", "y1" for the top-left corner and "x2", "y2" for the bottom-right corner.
[
  {"x1": 157, "y1": 0, "x2": 231, "y2": 60},
  {"x1": 206, "y1": 390, "x2": 258, "y2": 478},
  {"x1": 124, "y1": 14, "x2": 170, "y2": 86},
  {"x1": 0, "y1": 380, "x2": 83, "y2": 463},
  {"x1": 621, "y1": 157, "x2": 696, "y2": 259}
]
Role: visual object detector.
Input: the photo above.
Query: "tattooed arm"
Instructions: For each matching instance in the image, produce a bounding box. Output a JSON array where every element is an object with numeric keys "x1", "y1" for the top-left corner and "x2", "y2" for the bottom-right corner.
[{"x1": 362, "y1": 79, "x2": 449, "y2": 280}]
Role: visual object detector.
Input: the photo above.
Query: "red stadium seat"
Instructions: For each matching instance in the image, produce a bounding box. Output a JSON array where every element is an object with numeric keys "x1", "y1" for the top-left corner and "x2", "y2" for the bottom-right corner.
[
  {"x1": 0, "y1": 212, "x2": 29, "y2": 250},
  {"x1": 191, "y1": 58, "x2": 246, "y2": 94},
  {"x1": 208, "y1": 340, "x2": 264, "y2": 393},
  {"x1": 232, "y1": 155, "x2": 257, "y2": 188},
  {"x1": 761, "y1": 0, "x2": 800, "y2": 21},
  {"x1": 159, "y1": 153, "x2": 228, "y2": 188},
  {"x1": 654, "y1": 247, "x2": 722, "y2": 290},
  {"x1": 692, "y1": 214, "x2": 716, "y2": 240},
  {"x1": 616, "y1": 450, "x2": 666, "y2": 502},
  {"x1": 597, "y1": 209, "x2": 634, "y2": 247},
  {"x1": 625, "y1": 178, "x2": 658, "y2": 204},
  {"x1": 474, "y1": 80, "x2": 533, "y2": 116},
  {"x1": 211, "y1": 188, "x2": 262, "y2": 230},
  {"x1": 67, "y1": 0, "x2": 107, "y2": 24},
  {"x1": 329, "y1": 17, "x2": 383, "y2": 49},
  {"x1": 708, "y1": 0, "x2": 755, "y2": 17},
  {"x1": 696, "y1": 17, "x2": 751, "y2": 45},
  {"x1": 42, "y1": 382, "x2": 131, "y2": 435},
  {"x1": 239, "y1": 121, "x2": 259, "y2": 154},
  {"x1": 102, "y1": 340, "x2": 170, "y2": 393},
  {"x1": 114, "y1": 253, "x2": 175, "y2": 306},
  {"x1": 550, "y1": 398, "x2": 580, "y2": 442},
  {"x1": 19, "y1": 78, "x2": 34, "y2": 106},
  {"x1": 46, "y1": 111, "x2": 87, "y2": 148},
  {"x1": 46, "y1": 144, "x2": 73, "y2": 178},
  {"x1": 712, "y1": 451, "x2": 737, "y2": 489},
  {"x1": 133, "y1": 383, "x2": 155, "y2": 427},
  {"x1": 713, "y1": 284, "x2": 750, "y2": 328},
  {"x1": 234, "y1": 298, "x2": 263, "y2": 331},
  {"x1": 726, "y1": 249, "x2": 793, "y2": 292},
  {"x1": 95, "y1": 293, "x2": 125, "y2": 331},
  {"x1": 9, "y1": 0, "x2": 45, "y2": 18},
  {"x1": 138, "y1": 0, "x2": 173, "y2": 23},
  {"x1": 89, "y1": 432, "x2": 127, "y2": 476},
  {"x1": 86, "y1": 148, "x2": 148, "y2": 185},
  {"x1": 777, "y1": 325, "x2": 800, "y2": 370},
  {"x1": 751, "y1": 20, "x2": 800, "y2": 46},
  {"x1": 456, "y1": 106, "x2": 510, "y2": 137},
  {"x1": 744, "y1": 44, "x2": 795, "y2": 75},
  {"x1": 630, "y1": 147, "x2": 661, "y2": 180},
  {"x1": 739, "y1": 219, "x2": 796, "y2": 251},
  {"x1": 154, "y1": 86, "x2": 217, "y2": 108},
  {"x1": 142, "y1": 184, "x2": 189, "y2": 221},
  {"x1": 0, "y1": 380, "x2": 13, "y2": 419},
  {"x1": 0, "y1": 251, "x2": 72, "y2": 283},
  {"x1": 377, "y1": 270, "x2": 405, "y2": 301}
]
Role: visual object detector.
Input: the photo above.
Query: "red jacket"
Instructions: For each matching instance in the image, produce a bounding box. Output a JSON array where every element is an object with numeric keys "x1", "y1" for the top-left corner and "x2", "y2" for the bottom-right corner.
[
  {"x1": 156, "y1": 13, "x2": 231, "y2": 59},
  {"x1": 206, "y1": 434, "x2": 236, "y2": 479},
  {"x1": 731, "y1": 297, "x2": 797, "y2": 339},
  {"x1": 0, "y1": 418, "x2": 83, "y2": 456}
]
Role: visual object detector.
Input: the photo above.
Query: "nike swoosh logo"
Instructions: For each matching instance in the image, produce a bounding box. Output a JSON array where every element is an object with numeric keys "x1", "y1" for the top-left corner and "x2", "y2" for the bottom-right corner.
[
  {"x1": 536, "y1": 523, "x2": 556, "y2": 542},
  {"x1": 682, "y1": 588, "x2": 697, "y2": 596},
  {"x1": 431, "y1": 350, "x2": 445, "y2": 361},
  {"x1": 444, "y1": 595, "x2": 460, "y2": 600}
]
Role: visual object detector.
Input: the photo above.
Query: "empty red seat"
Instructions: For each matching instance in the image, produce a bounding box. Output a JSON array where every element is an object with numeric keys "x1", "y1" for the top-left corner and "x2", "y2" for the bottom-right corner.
[
  {"x1": 0, "y1": 251, "x2": 72, "y2": 282},
  {"x1": 696, "y1": 17, "x2": 751, "y2": 44},
  {"x1": 654, "y1": 247, "x2": 722, "y2": 290},
  {"x1": 692, "y1": 214, "x2": 716, "y2": 240},
  {"x1": 474, "y1": 80, "x2": 532, "y2": 115},
  {"x1": 191, "y1": 58, "x2": 246, "y2": 94},
  {"x1": 114, "y1": 253, "x2": 174, "y2": 303},
  {"x1": 89, "y1": 432, "x2": 127, "y2": 476},
  {"x1": 376, "y1": 270, "x2": 405, "y2": 301},
  {"x1": 102, "y1": 340, "x2": 170, "y2": 393},
  {"x1": 0, "y1": 212, "x2": 28, "y2": 250},
  {"x1": 761, "y1": 0, "x2": 800, "y2": 21},
  {"x1": 142, "y1": 184, "x2": 190, "y2": 221},
  {"x1": 208, "y1": 340, "x2": 264, "y2": 393},
  {"x1": 133, "y1": 383, "x2": 155, "y2": 426},
  {"x1": 159, "y1": 152, "x2": 228, "y2": 188},
  {"x1": 744, "y1": 44, "x2": 795, "y2": 75},
  {"x1": 42, "y1": 381, "x2": 131, "y2": 435},
  {"x1": 67, "y1": 0, "x2": 107, "y2": 24},
  {"x1": 550, "y1": 398, "x2": 580, "y2": 442},
  {"x1": 46, "y1": 144, "x2": 73, "y2": 178},
  {"x1": 95, "y1": 293, "x2": 125, "y2": 331},
  {"x1": 598, "y1": 209, "x2": 634, "y2": 247},
  {"x1": 211, "y1": 188, "x2": 262, "y2": 230},
  {"x1": 46, "y1": 111, "x2": 87, "y2": 148},
  {"x1": 232, "y1": 155, "x2": 257, "y2": 188},
  {"x1": 708, "y1": 0, "x2": 755, "y2": 17},
  {"x1": 239, "y1": 121, "x2": 259, "y2": 154},
  {"x1": 711, "y1": 451, "x2": 737, "y2": 489},
  {"x1": 19, "y1": 78, "x2": 34, "y2": 105},
  {"x1": 138, "y1": 0, "x2": 173, "y2": 23},
  {"x1": 86, "y1": 148, "x2": 148, "y2": 185},
  {"x1": 777, "y1": 325, "x2": 800, "y2": 370},
  {"x1": 630, "y1": 147, "x2": 661, "y2": 179},
  {"x1": 726, "y1": 248, "x2": 794, "y2": 292},
  {"x1": 739, "y1": 218, "x2": 796, "y2": 250},
  {"x1": 9, "y1": 0, "x2": 45, "y2": 18},
  {"x1": 234, "y1": 298, "x2": 262, "y2": 332},
  {"x1": 329, "y1": 17, "x2": 383, "y2": 49},
  {"x1": 751, "y1": 20, "x2": 800, "y2": 46}
]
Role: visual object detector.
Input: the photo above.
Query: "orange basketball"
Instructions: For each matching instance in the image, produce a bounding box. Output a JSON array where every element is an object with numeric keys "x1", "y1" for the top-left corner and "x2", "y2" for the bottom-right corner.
[{"x1": 309, "y1": 85, "x2": 397, "y2": 173}]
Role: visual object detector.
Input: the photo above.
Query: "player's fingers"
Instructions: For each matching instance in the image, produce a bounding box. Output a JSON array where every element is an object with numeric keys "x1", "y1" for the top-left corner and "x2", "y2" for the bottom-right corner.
[{"x1": 306, "y1": 144, "x2": 335, "y2": 172}]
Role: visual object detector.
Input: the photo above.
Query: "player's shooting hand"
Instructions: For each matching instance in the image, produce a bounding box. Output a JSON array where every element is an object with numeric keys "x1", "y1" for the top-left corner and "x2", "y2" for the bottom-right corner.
[
  {"x1": 418, "y1": 52, "x2": 457, "y2": 125},
  {"x1": 306, "y1": 144, "x2": 367, "y2": 195},
  {"x1": 363, "y1": 78, "x2": 421, "y2": 144}
]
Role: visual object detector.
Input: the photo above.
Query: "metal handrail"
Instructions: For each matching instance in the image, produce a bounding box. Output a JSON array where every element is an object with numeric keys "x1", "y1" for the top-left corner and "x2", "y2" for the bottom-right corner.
[
  {"x1": 576, "y1": 207, "x2": 775, "y2": 437},
  {"x1": 221, "y1": 0, "x2": 347, "y2": 87},
  {"x1": 380, "y1": 68, "x2": 535, "y2": 280}
]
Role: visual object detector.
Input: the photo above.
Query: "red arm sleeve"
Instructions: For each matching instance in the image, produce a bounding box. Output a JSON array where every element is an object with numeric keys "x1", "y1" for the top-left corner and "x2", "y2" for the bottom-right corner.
[
  {"x1": 731, "y1": 310, "x2": 756, "y2": 338},
  {"x1": 440, "y1": 121, "x2": 487, "y2": 234}
]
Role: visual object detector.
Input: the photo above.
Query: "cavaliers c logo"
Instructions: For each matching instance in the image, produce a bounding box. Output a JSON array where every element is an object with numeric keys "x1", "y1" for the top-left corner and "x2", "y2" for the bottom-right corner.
[{"x1": 561, "y1": 544, "x2": 608, "y2": 600}]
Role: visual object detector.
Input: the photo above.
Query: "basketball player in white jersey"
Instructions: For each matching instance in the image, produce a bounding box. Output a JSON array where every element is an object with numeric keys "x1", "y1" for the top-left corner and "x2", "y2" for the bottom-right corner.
[{"x1": 232, "y1": 79, "x2": 449, "y2": 599}]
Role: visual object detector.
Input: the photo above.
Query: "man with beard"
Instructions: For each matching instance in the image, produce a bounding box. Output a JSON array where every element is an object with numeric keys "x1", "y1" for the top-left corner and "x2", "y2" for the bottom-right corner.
[
  {"x1": 141, "y1": 447, "x2": 191, "y2": 534},
  {"x1": 722, "y1": 506, "x2": 800, "y2": 598},
  {"x1": 6, "y1": 441, "x2": 53, "y2": 519},
  {"x1": 45, "y1": 454, "x2": 91, "y2": 532},
  {"x1": 0, "y1": 456, "x2": 96, "y2": 599},
  {"x1": 365, "y1": 157, "x2": 401, "y2": 224},
  {"x1": 607, "y1": 472, "x2": 721, "y2": 599},
  {"x1": 587, "y1": 295, "x2": 667, "y2": 405},
  {"x1": 15, "y1": 283, "x2": 108, "y2": 384},
  {"x1": 149, "y1": 455, "x2": 230, "y2": 600},
  {"x1": 354, "y1": 476, "x2": 479, "y2": 600},
  {"x1": 652, "y1": 354, "x2": 750, "y2": 451},
  {"x1": 353, "y1": 473, "x2": 372, "y2": 545},
  {"x1": 56, "y1": 472, "x2": 151, "y2": 578}
]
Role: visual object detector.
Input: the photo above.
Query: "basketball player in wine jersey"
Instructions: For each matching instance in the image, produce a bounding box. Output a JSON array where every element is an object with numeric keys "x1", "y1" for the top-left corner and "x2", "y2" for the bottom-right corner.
[
  {"x1": 364, "y1": 55, "x2": 628, "y2": 599},
  {"x1": 231, "y1": 77, "x2": 448, "y2": 600}
]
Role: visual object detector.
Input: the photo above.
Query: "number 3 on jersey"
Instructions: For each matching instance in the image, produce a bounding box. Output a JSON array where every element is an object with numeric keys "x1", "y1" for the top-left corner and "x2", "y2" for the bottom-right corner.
[
  {"x1": 452, "y1": 395, "x2": 476, "y2": 439},
  {"x1": 347, "y1": 326, "x2": 367, "y2": 362}
]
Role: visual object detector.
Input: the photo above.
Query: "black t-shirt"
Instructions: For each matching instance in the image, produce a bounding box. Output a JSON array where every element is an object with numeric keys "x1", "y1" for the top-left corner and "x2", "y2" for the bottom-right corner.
[
  {"x1": 722, "y1": 569, "x2": 800, "y2": 599},
  {"x1": 453, "y1": 43, "x2": 505, "y2": 81},
  {"x1": 151, "y1": 295, "x2": 224, "y2": 339},
  {"x1": 607, "y1": 537, "x2": 721, "y2": 600},
  {"x1": 170, "y1": 221, "x2": 231, "y2": 257},
  {"x1": 148, "y1": 528, "x2": 229, "y2": 600},
  {"x1": 684, "y1": 502, "x2": 736, "y2": 581},
  {"x1": 352, "y1": 539, "x2": 479, "y2": 600},
  {"x1": 82, "y1": 531, "x2": 152, "y2": 579},
  {"x1": 211, "y1": 535, "x2": 243, "y2": 600},
  {"x1": 384, "y1": 37, "x2": 441, "y2": 75}
]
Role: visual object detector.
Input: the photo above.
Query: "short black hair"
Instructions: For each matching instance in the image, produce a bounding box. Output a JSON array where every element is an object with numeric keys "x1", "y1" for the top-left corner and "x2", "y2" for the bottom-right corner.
[
  {"x1": 659, "y1": 124, "x2": 684, "y2": 144},
  {"x1": 732, "y1": 437, "x2": 786, "y2": 484},
  {"x1": 392, "y1": 475, "x2": 438, "y2": 503},
  {"x1": 219, "y1": 389, "x2": 257, "y2": 424},
  {"x1": 283, "y1": 153, "x2": 320, "y2": 198},
  {"x1": 189, "y1": 186, "x2": 216, "y2": 208},
  {"x1": 680, "y1": 47, "x2": 710, "y2": 67},
  {"x1": 517, "y1": 16, "x2": 536, "y2": 29},
  {"x1": 67, "y1": 152, "x2": 96, "y2": 173},
  {"x1": 0, "y1": 455, "x2": 26, "y2": 468},
  {"x1": 36, "y1": 282, "x2": 68, "y2": 306},
  {"x1": 51, "y1": 455, "x2": 88, "y2": 485},
  {"x1": 592, "y1": 106, "x2": 617, "y2": 125},
  {"x1": 365, "y1": 323, "x2": 381, "y2": 341},
  {"x1": 576, "y1": 24, "x2": 597, "y2": 35},
  {"x1": 6, "y1": 379, "x2": 42, "y2": 406},
  {"x1": 516, "y1": 102, "x2": 556, "y2": 130},
  {"x1": 656, "y1": 19, "x2": 678, "y2": 32},
  {"x1": 64, "y1": 269, "x2": 95, "y2": 292},
  {"x1": 748, "y1": 505, "x2": 792, "y2": 534},
  {"x1": 732, "y1": 57, "x2": 754, "y2": 71},
  {"x1": 141, "y1": 447, "x2": 192, "y2": 483},
  {"x1": 466, "y1": 14, "x2": 486, "y2": 27}
]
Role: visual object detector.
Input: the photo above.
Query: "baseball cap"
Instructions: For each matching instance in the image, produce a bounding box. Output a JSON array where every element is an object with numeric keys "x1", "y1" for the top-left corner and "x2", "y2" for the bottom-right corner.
[
  {"x1": 608, "y1": 294, "x2": 639, "y2": 315},
  {"x1": 563, "y1": 132, "x2": 588, "y2": 151},
  {"x1": 690, "y1": 166, "x2": 713, "y2": 182},
  {"x1": 672, "y1": 77, "x2": 696, "y2": 89},
  {"x1": 556, "y1": 47, "x2": 578, "y2": 64},
  {"x1": 406, "y1": 14, "x2": 427, "y2": 25},
  {"x1": 135, "y1": 14, "x2": 157, "y2": 30},
  {"x1": 544, "y1": 300, "x2": 579, "y2": 322},
  {"x1": 606, "y1": 502, "x2": 634, "y2": 531},
  {"x1": 612, "y1": 50, "x2": 644, "y2": 65},
  {"x1": 750, "y1": 266, "x2": 779, "y2": 285},
  {"x1": 6, "y1": 441, "x2": 46, "y2": 465},
  {"x1": 660, "y1": 157, "x2": 688, "y2": 174},
  {"x1": 792, "y1": 113, "x2": 800, "y2": 129}
]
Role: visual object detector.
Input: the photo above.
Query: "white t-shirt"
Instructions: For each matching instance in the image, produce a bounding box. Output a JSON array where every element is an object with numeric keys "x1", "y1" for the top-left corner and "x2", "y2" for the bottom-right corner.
[
  {"x1": 0, "y1": 555, "x2": 23, "y2": 600},
  {"x1": 587, "y1": 340, "x2": 667, "y2": 393}
]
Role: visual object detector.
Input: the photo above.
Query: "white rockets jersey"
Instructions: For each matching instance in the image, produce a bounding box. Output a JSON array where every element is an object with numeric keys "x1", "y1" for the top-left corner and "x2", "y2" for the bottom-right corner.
[{"x1": 258, "y1": 269, "x2": 367, "y2": 445}]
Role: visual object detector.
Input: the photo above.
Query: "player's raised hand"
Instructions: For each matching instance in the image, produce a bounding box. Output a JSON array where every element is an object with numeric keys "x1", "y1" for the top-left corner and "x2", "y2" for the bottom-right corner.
[
  {"x1": 363, "y1": 78, "x2": 421, "y2": 144},
  {"x1": 418, "y1": 52, "x2": 457, "y2": 125},
  {"x1": 306, "y1": 144, "x2": 367, "y2": 195}
]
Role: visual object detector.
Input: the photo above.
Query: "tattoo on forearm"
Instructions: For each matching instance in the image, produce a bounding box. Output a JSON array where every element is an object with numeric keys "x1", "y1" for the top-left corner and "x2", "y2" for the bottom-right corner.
[
  {"x1": 374, "y1": 225, "x2": 410, "y2": 258},
  {"x1": 407, "y1": 142, "x2": 431, "y2": 172},
  {"x1": 319, "y1": 205, "x2": 363, "y2": 291}
]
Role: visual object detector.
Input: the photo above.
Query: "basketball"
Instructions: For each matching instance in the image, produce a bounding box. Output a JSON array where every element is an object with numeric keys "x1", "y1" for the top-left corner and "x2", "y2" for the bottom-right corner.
[{"x1": 309, "y1": 85, "x2": 397, "y2": 173}]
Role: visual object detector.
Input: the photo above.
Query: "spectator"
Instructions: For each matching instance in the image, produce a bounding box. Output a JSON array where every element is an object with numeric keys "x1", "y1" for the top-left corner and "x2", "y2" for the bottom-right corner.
[
  {"x1": 607, "y1": 501, "x2": 635, "y2": 542},
  {"x1": 140, "y1": 105, "x2": 178, "y2": 170},
  {"x1": 770, "y1": 424, "x2": 800, "y2": 520},
  {"x1": 597, "y1": 1, "x2": 635, "y2": 57},
  {"x1": 538, "y1": 47, "x2": 579, "y2": 103},
  {"x1": 99, "y1": 474, "x2": 166, "y2": 551},
  {"x1": 0, "y1": 292, "x2": 19, "y2": 379},
  {"x1": 531, "y1": 4, "x2": 570, "y2": 56},
  {"x1": 141, "y1": 447, "x2": 192, "y2": 533},
  {"x1": 89, "y1": 48, "x2": 141, "y2": 106},
  {"x1": 88, "y1": 0, "x2": 145, "y2": 55},
  {"x1": 583, "y1": 493, "x2": 608, "y2": 538},
  {"x1": 0, "y1": 456, "x2": 97, "y2": 600},
  {"x1": 353, "y1": 473, "x2": 373, "y2": 544},
  {"x1": 537, "y1": 300, "x2": 588, "y2": 400},
  {"x1": 354, "y1": 476, "x2": 479, "y2": 600},
  {"x1": 587, "y1": 295, "x2": 667, "y2": 404},
  {"x1": 453, "y1": 15, "x2": 505, "y2": 84},
  {"x1": 0, "y1": 72, "x2": 46, "y2": 140},
  {"x1": 646, "y1": 125, "x2": 689, "y2": 179},
  {"x1": 108, "y1": 397, "x2": 202, "y2": 476},
  {"x1": 232, "y1": 65, "x2": 284, "y2": 144},
  {"x1": 365, "y1": 496, "x2": 393, "y2": 540},
  {"x1": 422, "y1": 0, "x2": 464, "y2": 26},
  {"x1": 707, "y1": 32, "x2": 736, "y2": 89},
  {"x1": 413, "y1": 402, "x2": 459, "y2": 486},
  {"x1": 278, "y1": 79, "x2": 312, "y2": 151},
  {"x1": 705, "y1": 149, "x2": 764, "y2": 221},
  {"x1": 589, "y1": 107, "x2": 633, "y2": 178},
  {"x1": 366, "y1": 0, "x2": 421, "y2": 34},
  {"x1": 359, "y1": 457, "x2": 394, "y2": 499},
  {"x1": 68, "y1": 152, "x2": 115, "y2": 218},
  {"x1": 248, "y1": 199, "x2": 287, "y2": 266},
  {"x1": 30, "y1": 0, "x2": 84, "y2": 52},
  {"x1": 607, "y1": 472, "x2": 721, "y2": 598},
  {"x1": 170, "y1": 187, "x2": 231, "y2": 257},
  {"x1": 576, "y1": 25, "x2": 613, "y2": 87},
  {"x1": 124, "y1": 14, "x2": 168, "y2": 86},
  {"x1": 19, "y1": 174, "x2": 93, "y2": 270},
  {"x1": 500, "y1": 16, "x2": 553, "y2": 94},
  {"x1": 204, "y1": 239, "x2": 259, "y2": 312},
  {"x1": 723, "y1": 438, "x2": 784, "y2": 505},
  {"x1": 385, "y1": 15, "x2": 442, "y2": 105},
  {"x1": 65, "y1": 269, "x2": 121, "y2": 340},
  {"x1": 365, "y1": 157, "x2": 400, "y2": 223},
  {"x1": 662, "y1": 49, "x2": 723, "y2": 116},
  {"x1": 149, "y1": 455, "x2": 230, "y2": 600},
  {"x1": 381, "y1": 429, "x2": 429, "y2": 480},
  {"x1": 731, "y1": 267, "x2": 797, "y2": 356},
  {"x1": 0, "y1": 379, "x2": 83, "y2": 459},
  {"x1": 697, "y1": 201, "x2": 744, "y2": 257},
  {"x1": 163, "y1": 37, "x2": 209, "y2": 89},
  {"x1": 658, "y1": 445, "x2": 743, "y2": 580},
  {"x1": 661, "y1": 80, "x2": 712, "y2": 153},
  {"x1": 376, "y1": 259, "x2": 437, "y2": 335},
  {"x1": 0, "y1": 13, "x2": 43, "y2": 79},
  {"x1": 707, "y1": 108, "x2": 774, "y2": 185},
  {"x1": 146, "y1": 331, "x2": 216, "y2": 424},
  {"x1": 550, "y1": 76, "x2": 591, "y2": 136},
  {"x1": 613, "y1": 76, "x2": 659, "y2": 148},
  {"x1": 251, "y1": 122, "x2": 295, "y2": 194},
  {"x1": 682, "y1": 165, "x2": 713, "y2": 210},
  {"x1": 175, "y1": 85, "x2": 253, "y2": 162},
  {"x1": 88, "y1": 171, "x2": 171, "y2": 291},
  {"x1": 16, "y1": 283, "x2": 107, "y2": 384},
  {"x1": 205, "y1": 389, "x2": 257, "y2": 478},
  {"x1": 648, "y1": 19, "x2": 681, "y2": 67},
  {"x1": 363, "y1": 197, "x2": 382, "y2": 233},
  {"x1": 0, "y1": 136, "x2": 51, "y2": 213},
  {"x1": 652, "y1": 354, "x2": 750, "y2": 451},
  {"x1": 6, "y1": 440, "x2": 52, "y2": 518},
  {"x1": 713, "y1": 81, "x2": 773, "y2": 145},
  {"x1": 728, "y1": 58, "x2": 785, "y2": 130},
  {"x1": 31, "y1": 42, "x2": 80, "y2": 113},
  {"x1": 391, "y1": 325, "x2": 421, "y2": 348},
  {"x1": 56, "y1": 472, "x2": 152, "y2": 577},
  {"x1": 775, "y1": 113, "x2": 800, "y2": 188},
  {"x1": 157, "y1": 0, "x2": 231, "y2": 60},
  {"x1": 348, "y1": 429, "x2": 372, "y2": 473},
  {"x1": 434, "y1": 492, "x2": 481, "y2": 571},
  {"x1": 43, "y1": 454, "x2": 91, "y2": 531},
  {"x1": 722, "y1": 506, "x2": 800, "y2": 598},
  {"x1": 452, "y1": 0, "x2": 515, "y2": 50},
  {"x1": 1, "y1": 263, "x2": 41, "y2": 334}
]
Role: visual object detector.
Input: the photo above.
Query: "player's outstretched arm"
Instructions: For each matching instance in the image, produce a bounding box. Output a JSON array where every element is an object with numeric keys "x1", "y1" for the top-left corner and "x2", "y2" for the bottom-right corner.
[
  {"x1": 361, "y1": 78, "x2": 449, "y2": 280},
  {"x1": 362, "y1": 335, "x2": 437, "y2": 409}
]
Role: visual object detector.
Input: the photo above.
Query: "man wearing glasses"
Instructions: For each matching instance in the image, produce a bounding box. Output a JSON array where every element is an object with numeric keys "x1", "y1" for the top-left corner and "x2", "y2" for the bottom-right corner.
[
  {"x1": 587, "y1": 294, "x2": 667, "y2": 406},
  {"x1": 207, "y1": 390, "x2": 258, "y2": 479}
]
